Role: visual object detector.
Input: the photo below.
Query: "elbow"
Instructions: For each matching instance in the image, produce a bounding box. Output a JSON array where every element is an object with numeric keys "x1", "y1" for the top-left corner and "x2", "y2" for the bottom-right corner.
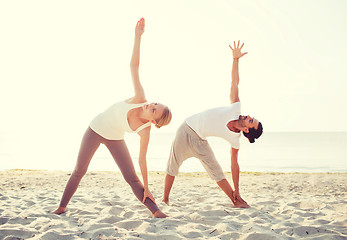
[
  {"x1": 138, "y1": 156, "x2": 146, "y2": 165},
  {"x1": 229, "y1": 94, "x2": 237, "y2": 104},
  {"x1": 231, "y1": 161, "x2": 239, "y2": 171},
  {"x1": 230, "y1": 150, "x2": 239, "y2": 167},
  {"x1": 130, "y1": 62, "x2": 139, "y2": 71},
  {"x1": 231, "y1": 159, "x2": 238, "y2": 166}
]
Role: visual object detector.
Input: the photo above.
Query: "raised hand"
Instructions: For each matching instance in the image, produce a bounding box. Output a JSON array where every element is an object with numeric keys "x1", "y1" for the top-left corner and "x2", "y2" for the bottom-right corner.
[
  {"x1": 135, "y1": 18, "x2": 145, "y2": 37},
  {"x1": 229, "y1": 40, "x2": 248, "y2": 59}
]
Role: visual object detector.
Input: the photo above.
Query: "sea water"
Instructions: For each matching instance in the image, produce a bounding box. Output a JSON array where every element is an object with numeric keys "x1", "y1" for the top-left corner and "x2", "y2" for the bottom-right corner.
[
  {"x1": 138, "y1": 131, "x2": 347, "y2": 173},
  {"x1": 0, "y1": 131, "x2": 346, "y2": 173}
]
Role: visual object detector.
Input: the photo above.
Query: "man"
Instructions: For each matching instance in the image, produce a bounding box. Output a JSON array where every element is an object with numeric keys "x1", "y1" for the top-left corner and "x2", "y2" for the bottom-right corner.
[{"x1": 163, "y1": 41, "x2": 263, "y2": 208}]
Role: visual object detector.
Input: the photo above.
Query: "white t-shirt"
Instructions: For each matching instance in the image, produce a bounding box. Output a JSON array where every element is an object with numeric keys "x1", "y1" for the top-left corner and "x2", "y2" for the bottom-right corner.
[{"x1": 185, "y1": 102, "x2": 241, "y2": 149}]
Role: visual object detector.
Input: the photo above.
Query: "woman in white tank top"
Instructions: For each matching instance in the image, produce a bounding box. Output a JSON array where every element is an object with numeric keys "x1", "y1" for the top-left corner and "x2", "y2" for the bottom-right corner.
[{"x1": 53, "y1": 18, "x2": 172, "y2": 218}]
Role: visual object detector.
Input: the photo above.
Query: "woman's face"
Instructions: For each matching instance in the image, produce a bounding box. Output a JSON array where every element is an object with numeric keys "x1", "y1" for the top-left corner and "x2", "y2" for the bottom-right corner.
[{"x1": 142, "y1": 103, "x2": 165, "y2": 122}]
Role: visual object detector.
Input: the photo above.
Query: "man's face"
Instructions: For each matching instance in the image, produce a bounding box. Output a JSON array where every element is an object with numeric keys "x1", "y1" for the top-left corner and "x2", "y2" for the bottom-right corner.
[{"x1": 239, "y1": 115, "x2": 259, "y2": 129}]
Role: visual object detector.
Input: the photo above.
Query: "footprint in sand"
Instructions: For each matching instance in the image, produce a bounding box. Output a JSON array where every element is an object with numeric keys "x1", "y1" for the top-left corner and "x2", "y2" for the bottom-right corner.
[
  {"x1": 116, "y1": 220, "x2": 143, "y2": 230},
  {"x1": 108, "y1": 206, "x2": 123, "y2": 215},
  {"x1": 90, "y1": 228, "x2": 119, "y2": 239},
  {"x1": 288, "y1": 200, "x2": 326, "y2": 210},
  {"x1": 0, "y1": 229, "x2": 36, "y2": 240},
  {"x1": 189, "y1": 212, "x2": 202, "y2": 220},
  {"x1": 121, "y1": 211, "x2": 134, "y2": 218},
  {"x1": 237, "y1": 214, "x2": 250, "y2": 221},
  {"x1": 244, "y1": 232, "x2": 279, "y2": 240},
  {"x1": 199, "y1": 210, "x2": 229, "y2": 217},
  {"x1": 98, "y1": 216, "x2": 122, "y2": 224},
  {"x1": 314, "y1": 219, "x2": 331, "y2": 225},
  {"x1": 181, "y1": 231, "x2": 203, "y2": 239},
  {"x1": 292, "y1": 226, "x2": 334, "y2": 237},
  {"x1": 0, "y1": 217, "x2": 9, "y2": 225}
]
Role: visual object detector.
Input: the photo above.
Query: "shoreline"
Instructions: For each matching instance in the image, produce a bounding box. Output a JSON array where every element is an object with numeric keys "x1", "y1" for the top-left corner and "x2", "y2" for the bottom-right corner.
[
  {"x1": 2, "y1": 168, "x2": 347, "y2": 174},
  {"x1": 1, "y1": 170, "x2": 346, "y2": 239}
]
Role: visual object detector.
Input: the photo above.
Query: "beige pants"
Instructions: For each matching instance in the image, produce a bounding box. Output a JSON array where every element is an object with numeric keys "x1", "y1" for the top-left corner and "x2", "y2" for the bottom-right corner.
[{"x1": 166, "y1": 122, "x2": 226, "y2": 182}]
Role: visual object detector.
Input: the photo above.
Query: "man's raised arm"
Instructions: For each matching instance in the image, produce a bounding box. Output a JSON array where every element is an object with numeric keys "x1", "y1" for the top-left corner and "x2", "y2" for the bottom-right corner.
[{"x1": 229, "y1": 41, "x2": 247, "y2": 104}]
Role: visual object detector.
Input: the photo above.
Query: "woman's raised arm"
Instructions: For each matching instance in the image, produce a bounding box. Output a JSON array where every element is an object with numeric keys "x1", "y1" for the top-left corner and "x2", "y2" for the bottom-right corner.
[{"x1": 129, "y1": 18, "x2": 146, "y2": 103}]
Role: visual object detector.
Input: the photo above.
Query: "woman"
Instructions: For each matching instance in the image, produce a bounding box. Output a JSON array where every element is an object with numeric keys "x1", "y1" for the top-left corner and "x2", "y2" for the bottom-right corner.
[{"x1": 53, "y1": 18, "x2": 172, "y2": 218}]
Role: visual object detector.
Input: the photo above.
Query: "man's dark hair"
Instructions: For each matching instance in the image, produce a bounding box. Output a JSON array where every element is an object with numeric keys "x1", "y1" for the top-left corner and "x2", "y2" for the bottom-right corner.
[{"x1": 243, "y1": 122, "x2": 263, "y2": 143}]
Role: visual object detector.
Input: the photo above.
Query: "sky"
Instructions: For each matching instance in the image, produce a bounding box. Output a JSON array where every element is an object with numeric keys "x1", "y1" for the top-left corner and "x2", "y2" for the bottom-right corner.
[{"x1": 0, "y1": 0, "x2": 347, "y2": 169}]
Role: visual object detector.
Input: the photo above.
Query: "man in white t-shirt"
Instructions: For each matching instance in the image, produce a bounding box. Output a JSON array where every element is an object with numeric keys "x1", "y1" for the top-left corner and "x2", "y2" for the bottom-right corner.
[{"x1": 163, "y1": 41, "x2": 263, "y2": 208}]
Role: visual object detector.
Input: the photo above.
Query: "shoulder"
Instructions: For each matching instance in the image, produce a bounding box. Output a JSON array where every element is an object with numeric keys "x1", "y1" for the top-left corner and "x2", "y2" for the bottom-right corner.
[
  {"x1": 231, "y1": 147, "x2": 239, "y2": 153},
  {"x1": 126, "y1": 96, "x2": 147, "y2": 104},
  {"x1": 231, "y1": 101, "x2": 241, "y2": 107},
  {"x1": 229, "y1": 101, "x2": 241, "y2": 113},
  {"x1": 138, "y1": 126, "x2": 151, "y2": 142}
]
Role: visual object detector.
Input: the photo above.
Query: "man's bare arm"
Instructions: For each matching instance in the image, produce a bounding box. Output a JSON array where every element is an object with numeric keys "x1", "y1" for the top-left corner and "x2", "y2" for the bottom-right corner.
[
  {"x1": 229, "y1": 41, "x2": 247, "y2": 104},
  {"x1": 231, "y1": 147, "x2": 250, "y2": 208},
  {"x1": 230, "y1": 147, "x2": 240, "y2": 193}
]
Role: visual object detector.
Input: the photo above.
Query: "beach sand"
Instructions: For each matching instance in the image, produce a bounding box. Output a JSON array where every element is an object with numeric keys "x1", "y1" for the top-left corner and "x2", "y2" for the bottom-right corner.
[{"x1": 0, "y1": 170, "x2": 346, "y2": 240}]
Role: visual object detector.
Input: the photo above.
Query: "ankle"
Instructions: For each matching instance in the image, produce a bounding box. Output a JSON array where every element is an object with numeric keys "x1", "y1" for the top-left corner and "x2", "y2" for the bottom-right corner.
[
  {"x1": 53, "y1": 206, "x2": 66, "y2": 215},
  {"x1": 153, "y1": 210, "x2": 168, "y2": 218}
]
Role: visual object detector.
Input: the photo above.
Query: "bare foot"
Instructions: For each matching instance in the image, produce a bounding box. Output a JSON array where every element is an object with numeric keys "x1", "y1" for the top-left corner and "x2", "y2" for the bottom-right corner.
[
  {"x1": 162, "y1": 198, "x2": 170, "y2": 205},
  {"x1": 53, "y1": 206, "x2": 66, "y2": 215},
  {"x1": 153, "y1": 210, "x2": 168, "y2": 218},
  {"x1": 233, "y1": 202, "x2": 250, "y2": 208}
]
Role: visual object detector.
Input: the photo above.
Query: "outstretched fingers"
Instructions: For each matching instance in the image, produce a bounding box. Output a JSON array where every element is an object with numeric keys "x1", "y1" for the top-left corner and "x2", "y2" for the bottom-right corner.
[{"x1": 230, "y1": 41, "x2": 246, "y2": 50}]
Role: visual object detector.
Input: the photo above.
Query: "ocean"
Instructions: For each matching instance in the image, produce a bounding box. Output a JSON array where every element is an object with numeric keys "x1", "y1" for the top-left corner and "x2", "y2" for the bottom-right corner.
[
  {"x1": 0, "y1": 131, "x2": 346, "y2": 173},
  {"x1": 141, "y1": 131, "x2": 347, "y2": 173}
]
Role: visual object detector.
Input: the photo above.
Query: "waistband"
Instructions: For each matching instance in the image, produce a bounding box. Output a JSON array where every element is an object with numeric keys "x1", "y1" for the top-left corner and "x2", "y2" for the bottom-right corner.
[{"x1": 181, "y1": 122, "x2": 204, "y2": 141}]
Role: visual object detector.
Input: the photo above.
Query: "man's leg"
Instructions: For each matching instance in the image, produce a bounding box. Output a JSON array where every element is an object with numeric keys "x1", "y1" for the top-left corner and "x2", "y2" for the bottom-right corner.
[
  {"x1": 217, "y1": 178, "x2": 249, "y2": 208},
  {"x1": 195, "y1": 140, "x2": 248, "y2": 207},
  {"x1": 163, "y1": 173, "x2": 175, "y2": 205},
  {"x1": 163, "y1": 123, "x2": 192, "y2": 204},
  {"x1": 216, "y1": 179, "x2": 235, "y2": 204}
]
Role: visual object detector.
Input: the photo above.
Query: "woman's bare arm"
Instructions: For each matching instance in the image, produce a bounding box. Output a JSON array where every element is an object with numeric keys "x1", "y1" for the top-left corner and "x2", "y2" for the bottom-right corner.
[{"x1": 129, "y1": 18, "x2": 146, "y2": 103}]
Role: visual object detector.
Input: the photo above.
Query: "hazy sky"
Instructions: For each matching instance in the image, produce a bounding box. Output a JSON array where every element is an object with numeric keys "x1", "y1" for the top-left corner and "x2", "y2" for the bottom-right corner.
[{"x1": 1, "y1": 0, "x2": 347, "y2": 169}]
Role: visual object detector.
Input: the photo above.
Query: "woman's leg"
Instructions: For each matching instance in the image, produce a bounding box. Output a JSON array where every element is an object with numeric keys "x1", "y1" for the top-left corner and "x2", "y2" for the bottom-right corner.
[
  {"x1": 105, "y1": 140, "x2": 160, "y2": 214},
  {"x1": 57, "y1": 128, "x2": 101, "y2": 210}
]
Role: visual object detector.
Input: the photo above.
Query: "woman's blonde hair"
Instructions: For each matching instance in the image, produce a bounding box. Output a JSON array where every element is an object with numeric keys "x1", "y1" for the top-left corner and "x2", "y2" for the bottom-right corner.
[{"x1": 155, "y1": 106, "x2": 172, "y2": 128}]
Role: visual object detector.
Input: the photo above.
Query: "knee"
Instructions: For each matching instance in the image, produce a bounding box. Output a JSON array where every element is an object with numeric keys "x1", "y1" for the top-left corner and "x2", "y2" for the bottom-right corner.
[
  {"x1": 124, "y1": 174, "x2": 141, "y2": 186},
  {"x1": 72, "y1": 168, "x2": 87, "y2": 178}
]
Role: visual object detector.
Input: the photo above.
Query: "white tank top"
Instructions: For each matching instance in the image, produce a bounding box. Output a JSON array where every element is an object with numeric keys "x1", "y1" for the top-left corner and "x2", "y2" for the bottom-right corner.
[
  {"x1": 185, "y1": 102, "x2": 241, "y2": 149},
  {"x1": 89, "y1": 101, "x2": 151, "y2": 140}
]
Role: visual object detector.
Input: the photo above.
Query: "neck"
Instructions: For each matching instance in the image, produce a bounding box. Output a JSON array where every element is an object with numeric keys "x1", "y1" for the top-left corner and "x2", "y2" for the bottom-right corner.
[
  {"x1": 228, "y1": 120, "x2": 242, "y2": 133},
  {"x1": 136, "y1": 108, "x2": 147, "y2": 121},
  {"x1": 236, "y1": 119, "x2": 245, "y2": 129}
]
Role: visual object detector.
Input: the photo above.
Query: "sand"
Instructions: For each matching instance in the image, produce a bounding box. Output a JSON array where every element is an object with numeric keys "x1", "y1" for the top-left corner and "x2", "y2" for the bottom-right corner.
[{"x1": 0, "y1": 170, "x2": 346, "y2": 240}]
